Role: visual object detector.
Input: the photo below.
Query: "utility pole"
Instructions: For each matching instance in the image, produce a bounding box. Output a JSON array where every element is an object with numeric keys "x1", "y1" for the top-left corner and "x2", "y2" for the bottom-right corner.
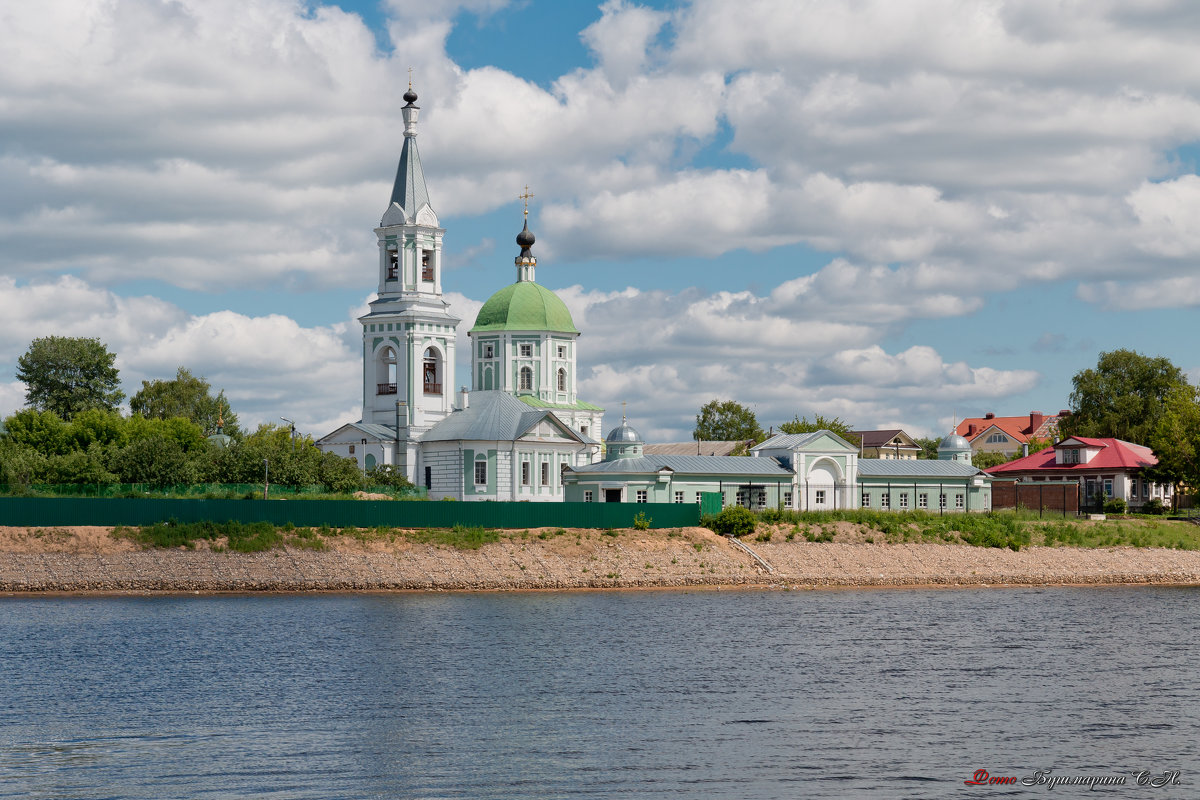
[{"x1": 280, "y1": 417, "x2": 296, "y2": 452}]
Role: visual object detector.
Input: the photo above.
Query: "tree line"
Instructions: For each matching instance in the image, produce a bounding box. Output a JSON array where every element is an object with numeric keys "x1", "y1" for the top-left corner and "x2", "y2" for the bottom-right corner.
[{"x1": 1, "y1": 336, "x2": 395, "y2": 492}]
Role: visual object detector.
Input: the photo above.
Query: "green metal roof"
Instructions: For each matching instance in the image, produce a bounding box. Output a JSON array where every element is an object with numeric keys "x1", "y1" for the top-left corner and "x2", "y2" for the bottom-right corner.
[
  {"x1": 470, "y1": 282, "x2": 578, "y2": 333},
  {"x1": 517, "y1": 395, "x2": 604, "y2": 411}
]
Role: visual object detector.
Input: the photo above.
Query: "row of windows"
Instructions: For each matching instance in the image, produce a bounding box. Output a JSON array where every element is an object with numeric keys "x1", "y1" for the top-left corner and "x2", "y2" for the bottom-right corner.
[
  {"x1": 515, "y1": 367, "x2": 570, "y2": 392},
  {"x1": 862, "y1": 491, "x2": 964, "y2": 509},
  {"x1": 473, "y1": 457, "x2": 562, "y2": 487},
  {"x1": 479, "y1": 343, "x2": 570, "y2": 359},
  {"x1": 985, "y1": 433, "x2": 1008, "y2": 444}
]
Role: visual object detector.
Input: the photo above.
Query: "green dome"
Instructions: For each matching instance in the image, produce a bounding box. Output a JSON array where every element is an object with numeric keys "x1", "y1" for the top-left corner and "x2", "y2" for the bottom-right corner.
[{"x1": 470, "y1": 282, "x2": 578, "y2": 333}]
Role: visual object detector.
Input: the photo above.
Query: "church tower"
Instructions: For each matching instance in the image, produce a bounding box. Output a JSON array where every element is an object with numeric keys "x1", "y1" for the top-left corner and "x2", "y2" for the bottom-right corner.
[
  {"x1": 359, "y1": 86, "x2": 459, "y2": 447},
  {"x1": 468, "y1": 199, "x2": 604, "y2": 443}
]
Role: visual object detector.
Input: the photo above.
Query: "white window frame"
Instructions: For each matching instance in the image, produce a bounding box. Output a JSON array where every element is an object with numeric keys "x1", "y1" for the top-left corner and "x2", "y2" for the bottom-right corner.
[
  {"x1": 483, "y1": 343, "x2": 494, "y2": 358},
  {"x1": 521, "y1": 461, "x2": 530, "y2": 486},
  {"x1": 736, "y1": 490, "x2": 746, "y2": 506},
  {"x1": 474, "y1": 456, "x2": 487, "y2": 486},
  {"x1": 636, "y1": 490, "x2": 647, "y2": 504},
  {"x1": 540, "y1": 462, "x2": 550, "y2": 487},
  {"x1": 861, "y1": 491, "x2": 870, "y2": 508},
  {"x1": 674, "y1": 491, "x2": 684, "y2": 504},
  {"x1": 557, "y1": 345, "x2": 566, "y2": 358},
  {"x1": 939, "y1": 493, "x2": 947, "y2": 510},
  {"x1": 815, "y1": 489, "x2": 825, "y2": 505},
  {"x1": 881, "y1": 493, "x2": 890, "y2": 510},
  {"x1": 955, "y1": 494, "x2": 965, "y2": 509},
  {"x1": 899, "y1": 492, "x2": 909, "y2": 510},
  {"x1": 584, "y1": 490, "x2": 593, "y2": 503},
  {"x1": 519, "y1": 342, "x2": 532, "y2": 357},
  {"x1": 784, "y1": 491, "x2": 793, "y2": 508},
  {"x1": 918, "y1": 493, "x2": 928, "y2": 509},
  {"x1": 519, "y1": 367, "x2": 533, "y2": 391}
]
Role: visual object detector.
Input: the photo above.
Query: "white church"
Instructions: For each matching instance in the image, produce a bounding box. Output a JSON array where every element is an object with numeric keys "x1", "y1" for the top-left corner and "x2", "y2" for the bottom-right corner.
[{"x1": 316, "y1": 87, "x2": 604, "y2": 500}]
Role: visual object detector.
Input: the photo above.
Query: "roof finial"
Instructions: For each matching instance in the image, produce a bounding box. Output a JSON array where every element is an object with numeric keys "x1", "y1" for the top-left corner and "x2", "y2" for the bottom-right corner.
[
  {"x1": 408, "y1": 65, "x2": 413, "y2": 90},
  {"x1": 519, "y1": 185, "x2": 534, "y2": 218},
  {"x1": 622, "y1": 400, "x2": 627, "y2": 423}
]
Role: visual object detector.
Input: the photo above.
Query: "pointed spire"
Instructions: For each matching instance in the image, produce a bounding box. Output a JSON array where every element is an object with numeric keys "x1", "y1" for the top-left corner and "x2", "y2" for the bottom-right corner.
[{"x1": 385, "y1": 83, "x2": 433, "y2": 225}]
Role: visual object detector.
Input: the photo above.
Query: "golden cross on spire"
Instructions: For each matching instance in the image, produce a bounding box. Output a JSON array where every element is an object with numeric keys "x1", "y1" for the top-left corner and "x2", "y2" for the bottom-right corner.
[
  {"x1": 621, "y1": 400, "x2": 627, "y2": 423},
  {"x1": 519, "y1": 185, "x2": 534, "y2": 217},
  {"x1": 408, "y1": 66, "x2": 413, "y2": 89}
]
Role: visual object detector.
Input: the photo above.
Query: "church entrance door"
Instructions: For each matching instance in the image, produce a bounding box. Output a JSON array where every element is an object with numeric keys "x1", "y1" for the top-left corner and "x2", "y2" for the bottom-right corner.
[{"x1": 604, "y1": 489, "x2": 622, "y2": 503}]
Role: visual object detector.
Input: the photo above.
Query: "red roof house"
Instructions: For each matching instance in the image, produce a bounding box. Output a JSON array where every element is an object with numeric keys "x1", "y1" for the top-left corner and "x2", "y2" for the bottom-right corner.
[
  {"x1": 985, "y1": 437, "x2": 1172, "y2": 509},
  {"x1": 956, "y1": 410, "x2": 1067, "y2": 456}
]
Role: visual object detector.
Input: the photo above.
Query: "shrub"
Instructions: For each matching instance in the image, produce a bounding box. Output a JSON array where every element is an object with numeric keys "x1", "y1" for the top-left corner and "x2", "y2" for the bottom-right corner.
[
  {"x1": 1142, "y1": 498, "x2": 1166, "y2": 515},
  {"x1": 632, "y1": 511, "x2": 651, "y2": 530},
  {"x1": 707, "y1": 505, "x2": 757, "y2": 536},
  {"x1": 1103, "y1": 498, "x2": 1127, "y2": 515}
]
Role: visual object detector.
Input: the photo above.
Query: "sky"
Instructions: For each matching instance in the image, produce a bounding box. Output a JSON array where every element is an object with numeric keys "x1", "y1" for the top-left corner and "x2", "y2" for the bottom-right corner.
[{"x1": 2, "y1": 0, "x2": 1199, "y2": 442}]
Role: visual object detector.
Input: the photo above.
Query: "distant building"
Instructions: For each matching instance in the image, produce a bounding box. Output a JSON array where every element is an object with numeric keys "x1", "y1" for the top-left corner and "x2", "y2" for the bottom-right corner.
[
  {"x1": 567, "y1": 424, "x2": 991, "y2": 511},
  {"x1": 956, "y1": 410, "x2": 1068, "y2": 458},
  {"x1": 849, "y1": 429, "x2": 921, "y2": 460},
  {"x1": 985, "y1": 436, "x2": 1172, "y2": 510}
]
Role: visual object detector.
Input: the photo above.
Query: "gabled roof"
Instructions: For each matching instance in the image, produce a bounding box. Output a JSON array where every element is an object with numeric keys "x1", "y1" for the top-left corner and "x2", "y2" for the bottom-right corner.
[
  {"x1": 956, "y1": 412, "x2": 1063, "y2": 444},
  {"x1": 986, "y1": 438, "x2": 1157, "y2": 475},
  {"x1": 315, "y1": 421, "x2": 397, "y2": 444},
  {"x1": 850, "y1": 429, "x2": 920, "y2": 449},
  {"x1": 420, "y1": 391, "x2": 594, "y2": 445},
  {"x1": 567, "y1": 454, "x2": 793, "y2": 477},
  {"x1": 751, "y1": 430, "x2": 858, "y2": 452}
]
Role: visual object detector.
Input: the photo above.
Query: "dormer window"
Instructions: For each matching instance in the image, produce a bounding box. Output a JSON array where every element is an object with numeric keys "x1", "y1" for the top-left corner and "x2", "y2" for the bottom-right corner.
[
  {"x1": 421, "y1": 249, "x2": 434, "y2": 282},
  {"x1": 1063, "y1": 448, "x2": 1079, "y2": 464}
]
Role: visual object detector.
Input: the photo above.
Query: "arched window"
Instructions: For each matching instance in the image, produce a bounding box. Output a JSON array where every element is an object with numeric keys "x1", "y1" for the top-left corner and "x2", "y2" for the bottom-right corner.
[
  {"x1": 557, "y1": 368, "x2": 566, "y2": 392},
  {"x1": 377, "y1": 347, "x2": 397, "y2": 395},
  {"x1": 519, "y1": 366, "x2": 533, "y2": 391},
  {"x1": 423, "y1": 347, "x2": 441, "y2": 395}
]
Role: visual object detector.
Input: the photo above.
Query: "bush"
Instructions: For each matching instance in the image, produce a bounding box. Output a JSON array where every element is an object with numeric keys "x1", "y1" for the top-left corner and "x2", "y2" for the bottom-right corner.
[
  {"x1": 1103, "y1": 498, "x2": 1127, "y2": 515},
  {"x1": 707, "y1": 505, "x2": 758, "y2": 536},
  {"x1": 632, "y1": 511, "x2": 651, "y2": 530},
  {"x1": 1142, "y1": 498, "x2": 1167, "y2": 515}
]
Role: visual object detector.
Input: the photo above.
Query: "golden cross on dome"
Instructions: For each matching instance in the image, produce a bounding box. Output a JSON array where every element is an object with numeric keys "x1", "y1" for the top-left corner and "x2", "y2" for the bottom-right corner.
[
  {"x1": 408, "y1": 66, "x2": 413, "y2": 89},
  {"x1": 519, "y1": 185, "x2": 534, "y2": 217},
  {"x1": 621, "y1": 400, "x2": 627, "y2": 423}
]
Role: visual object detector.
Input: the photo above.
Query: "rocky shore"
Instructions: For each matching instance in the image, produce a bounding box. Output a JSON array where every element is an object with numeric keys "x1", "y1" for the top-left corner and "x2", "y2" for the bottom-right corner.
[{"x1": 2, "y1": 525, "x2": 1200, "y2": 592}]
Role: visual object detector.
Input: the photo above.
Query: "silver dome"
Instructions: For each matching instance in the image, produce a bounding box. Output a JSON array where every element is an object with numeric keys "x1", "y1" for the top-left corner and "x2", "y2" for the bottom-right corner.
[
  {"x1": 939, "y1": 433, "x2": 971, "y2": 451},
  {"x1": 606, "y1": 422, "x2": 642, "y2": 443}
]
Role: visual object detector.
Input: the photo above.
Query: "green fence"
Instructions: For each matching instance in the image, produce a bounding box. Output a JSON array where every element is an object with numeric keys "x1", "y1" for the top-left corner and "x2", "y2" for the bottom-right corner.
[
  {"x1": 0, "y1": 497, "x2": 700, "y2": 530},
  {"x1": 0, "y1": 484, "x2": 428, "y2": 499}
]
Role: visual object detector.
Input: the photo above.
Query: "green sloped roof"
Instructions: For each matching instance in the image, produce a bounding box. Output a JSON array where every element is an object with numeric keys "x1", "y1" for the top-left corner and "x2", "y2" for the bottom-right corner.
[
  {"x1": 470, "y1": 282, "x2": 578, "y2": 333},
  {"x1": 517, "y1": 395, "x2": 604, "y2": 411}
]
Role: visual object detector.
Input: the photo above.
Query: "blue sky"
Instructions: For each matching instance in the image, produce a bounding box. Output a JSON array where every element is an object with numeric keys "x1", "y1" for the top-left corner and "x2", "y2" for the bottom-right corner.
[{"x1": 1, "y1": 0, "x2": 1199, "y2": 441}]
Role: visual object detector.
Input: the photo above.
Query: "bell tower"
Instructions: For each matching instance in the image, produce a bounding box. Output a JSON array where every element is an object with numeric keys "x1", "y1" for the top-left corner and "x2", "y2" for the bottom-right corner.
[{"x1": 359, "y1": 85, "x2": 459, "y2": 473}]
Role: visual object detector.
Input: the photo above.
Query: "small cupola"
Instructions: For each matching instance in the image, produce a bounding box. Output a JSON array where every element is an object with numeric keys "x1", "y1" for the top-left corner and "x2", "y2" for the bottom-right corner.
[
  {"x1": 604, "y1": 418, "x2": 643, "y2": 461},
  {"x1": 515, "y1": 186, "x2": 537, "y2": 282}
]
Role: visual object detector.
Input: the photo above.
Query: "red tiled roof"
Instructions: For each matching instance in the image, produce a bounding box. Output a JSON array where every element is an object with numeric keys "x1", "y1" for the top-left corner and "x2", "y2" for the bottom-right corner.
[
  {"x1": 985, "y1": 438, "x2": 1157, "y2": 476},
  {"x1": 956, "y1": 412, "x2": 1063, "y2": 444}
]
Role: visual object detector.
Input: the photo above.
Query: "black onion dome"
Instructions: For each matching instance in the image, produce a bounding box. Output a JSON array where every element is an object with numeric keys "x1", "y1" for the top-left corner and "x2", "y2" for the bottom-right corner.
[
  {"x1": 516, "y1": 219, "x2": 535, "y2": 257},
  {"x1": 516, "y1": 219, "x2": 535, "y2": 248},
  {"x1": 403, "y1": 88, "x2": 418, "y2": 104}
]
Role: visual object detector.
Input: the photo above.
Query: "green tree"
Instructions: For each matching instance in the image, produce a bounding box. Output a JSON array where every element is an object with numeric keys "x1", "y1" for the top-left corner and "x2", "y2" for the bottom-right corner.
[
  {"x1": 915, "y1": 437, "x2": 941, "y2": 459},
  {"x1": 778, "y1": 414, "x2": 855, "y2": 440},
  {"x1": 2, "y1": 409, "x2": 70, "y2": 456},
  {"x1": 972, "y1": 450, "x2": 1009, "y2": 470},
  {"x1": 16, "y1": 336, "x2": 124, "y2": 419},
  {"x1": 694, "y1": 400, "x2": 765, "y2": 443},
  {"x1": 1061, "y1": 349, "x2": 1193, "y2": 444},
  {"x1": 130, "y1": 367, "x2": 240, "y2": 437}
]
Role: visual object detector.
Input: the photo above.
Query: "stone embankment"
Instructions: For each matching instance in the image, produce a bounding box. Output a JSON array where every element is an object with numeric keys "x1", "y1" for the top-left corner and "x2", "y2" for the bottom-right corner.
[{"x1": 2, "y1": 526, "x2": 1200, "y2": 592}]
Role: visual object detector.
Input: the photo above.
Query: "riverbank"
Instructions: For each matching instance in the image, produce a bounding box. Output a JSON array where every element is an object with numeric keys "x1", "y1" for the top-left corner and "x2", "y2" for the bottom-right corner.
[{"x1": 2, "y1": 524, "x2": 1200, "y2": 592}]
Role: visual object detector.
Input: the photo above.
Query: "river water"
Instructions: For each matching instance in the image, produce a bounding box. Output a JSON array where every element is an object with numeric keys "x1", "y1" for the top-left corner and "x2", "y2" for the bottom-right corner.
[{"x1": 1, "y1": 587, "x2": 1196, "y2": 798}]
